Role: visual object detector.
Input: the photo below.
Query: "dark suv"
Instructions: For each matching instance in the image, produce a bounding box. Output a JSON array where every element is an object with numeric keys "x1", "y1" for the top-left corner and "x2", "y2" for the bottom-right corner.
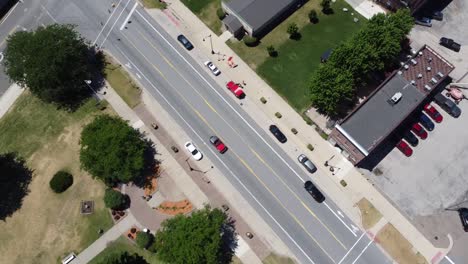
[
  {"x1": 433, "y1": 94, "x2": 461, "y2": 118},
  {"x1": 177, "y1": 35, "x2": 193, "y2": 50},
  {"x1": 458, "y1": 208, "x2": 468, "y2": 232},
  {"x1": 440, "y1": 37, "x2": 461, "y2": 52},
  {"x1": 269, "y1": 125, "x2": 287, "y2": 143},
  {"x1": 304, "y1": 181, "x2": 325, "y2": 203}
]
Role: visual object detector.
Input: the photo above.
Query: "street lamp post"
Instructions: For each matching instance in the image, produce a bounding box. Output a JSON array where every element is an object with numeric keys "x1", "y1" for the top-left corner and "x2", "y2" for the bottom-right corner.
[{"x1": 203, "y1": 34, "x2": 215, "y2": 54}]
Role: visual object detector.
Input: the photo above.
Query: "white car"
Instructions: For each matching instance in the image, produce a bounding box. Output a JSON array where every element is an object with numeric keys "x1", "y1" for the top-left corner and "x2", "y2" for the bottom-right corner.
[
  {"x1": 204, "y1": 61, "x2": 221, "y2": 76},
  {"x1": 184, "y1": 141, "x2": 203, "y2": 160}
]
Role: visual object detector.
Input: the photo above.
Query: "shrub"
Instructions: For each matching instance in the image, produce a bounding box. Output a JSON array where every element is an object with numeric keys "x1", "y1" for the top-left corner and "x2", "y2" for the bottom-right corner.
[
  {"x1": 291, "y1": 128, "x2": 298, "y2": 134},
  {"x1": 49, "y1": 171, "x2": 73, "y2": 193},
  {"x1": 308, "y1": 9, "x2": 319, "y2": 23},
  {"x1": 216, "y1": 8, "x2": 225, "y2": 20},
  {"x1": 340, "y1": 180, "x2": 347, "y2": 187},
  {"x1": 136, "y1": 231, "x2": 154, "y2": 249},
  {"x1": 307, "y1": 144, "x2": 314, "y2": 151},
  {"x1": 301, "y1": 113, "x2": 314, "y2": 126},
  {"x1": 275, "y1": 112, "x2": 282, "y2": 118},
  {"x1": 104, "y1": 189, "x2": 128, "y2": 210},
  {"x1": 321, "y1": 0, "x2": 333, "y2": 14},
  {"x1": 260, "y1": 97, "x2": 267, "y2": 104},
  {"x1": 287, "y1": 23, "x2": 299, "y2": 38},
  {"x1": 243, "y1": 36, "x2": 258, "y2": 47},
  {"x1": 266, "y1": 45, "x2": 277, "y2": 57}
]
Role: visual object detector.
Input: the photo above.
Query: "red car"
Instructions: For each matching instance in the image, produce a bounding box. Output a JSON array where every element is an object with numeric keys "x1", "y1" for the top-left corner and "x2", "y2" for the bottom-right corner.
[
  {"x1": 411, "y1": 123, "x2": 428, "y2": 139},
  {"x1": 226, "y1": 81, "x2": 245, "y2": 99},
  {"x1": 209, "y1": 136, "x2": 227, "y2": 153},
  {"x1": 424, "y1": 104, "x2": 443, "y2": 123},
  {"x1": 396, "y1": 140, "x2": 413, "y2": 157}
]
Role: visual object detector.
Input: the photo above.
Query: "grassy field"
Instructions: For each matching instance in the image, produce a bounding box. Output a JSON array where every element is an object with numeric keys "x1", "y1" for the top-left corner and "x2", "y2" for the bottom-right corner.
[
  {"x1": 141, "y1": 0, "x2": 167, "y2": 9},
  {"x1": 89, "y1": 237, "x2": 163, "y2": 264},
  {"x1": 105, "y1": 56, "x2": 142, "y2": 108},
  {"x1": 181, "y1": 0, "x2": 222, "y2": 35},
  {"x1": 228, "y1": 0, "x2": 364, "y2": 111},
  {"x1": 0, "y1": 93, "x2": 113, "y2": 264},
  {"x1": 263, "y1": 253, "x2": 296, "y2": 264}
]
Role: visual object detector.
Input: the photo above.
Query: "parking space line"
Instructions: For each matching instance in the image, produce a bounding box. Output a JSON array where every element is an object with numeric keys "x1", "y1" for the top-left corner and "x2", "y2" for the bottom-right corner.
[
  {"x1": 119, "y1": 2, "x2": 138, "y2": 30},
  {"x1": 40, "y1": 5, "x2": 58, "y2": 23}
]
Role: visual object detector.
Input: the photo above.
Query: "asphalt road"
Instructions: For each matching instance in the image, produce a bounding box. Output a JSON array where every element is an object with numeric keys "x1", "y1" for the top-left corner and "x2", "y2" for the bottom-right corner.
[{"x1": 0, "y1": 1, "x2": 406, "y2": 263}]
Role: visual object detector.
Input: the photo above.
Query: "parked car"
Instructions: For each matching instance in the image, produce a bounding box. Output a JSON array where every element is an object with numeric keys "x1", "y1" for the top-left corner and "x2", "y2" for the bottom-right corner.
[
  {"x1": 298, "y1": 154, "x2": 317, "y2": 173},
  {"x1": 411, "y1": 123, "x2": 428, "y2": 139},
  {"x1": 423, "y1": 104, "x2": 443, "y2": 123},
  {"x1": 415, "y1": 17, "x2": 432, "y2": 27},
  {"x1": 458, "y1": 208, "x2": 468, "y2": 232},
  {"x1": 184, "y1": 142, "x2": 203, "y2": 160},
  {"x1": 439, "y1": 37, "x2": 461, "y2": 52},
  {"x1": 204, "y1": 61, "x2": 221, "y2": 76},
  {"x1": 403, "y1": 131, "x2": 419, "y2": 147},
  {"x1": 269, "y1": 125, "x2": 287, "y2": 143},
  {"x1": 304, "y1": 181, "x2": 325, "y2": 203},
  {"x1": 177, "y1": 34, "x2": 193, "y2": 50},
  {"x1": 226, "y1": 81, "x2": 245, "y2": 99},
  {"x1": 433, "y1": 93, "x2": 461, "y2": 118},
  {"x1": 419, "y1": 113, "x2": 435, "y2": 131},
  {"x1": 396, "y1": 140, "x2": 413, "y2": 157},
  {"x1": 209, "y1": 136, "x2": 228, "y2": 153}
]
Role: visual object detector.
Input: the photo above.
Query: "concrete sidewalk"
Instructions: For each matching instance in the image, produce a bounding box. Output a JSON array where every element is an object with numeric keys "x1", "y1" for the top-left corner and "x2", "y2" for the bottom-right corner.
[
  {"x1": 0, "y1": 83, "x2": 23, "y2": 119},
  {"x1": 149, "y1": 1, "x2": 450, "y2": 263}
]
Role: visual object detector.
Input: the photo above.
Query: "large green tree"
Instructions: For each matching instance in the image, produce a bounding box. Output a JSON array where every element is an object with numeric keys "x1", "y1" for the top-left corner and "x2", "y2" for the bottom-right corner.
[
  {"x1": 80, "y1": 115, "x2": 147, "y2": 185},
  {"x1": 0, "y1": 153, "x2": 32, "y2": 220},
  {"x1": 154, "y1": 206, "x2": 236, "y2": 264},
  {"x1": 104, "y1": 189, "x2": 129, "y2": 210},
  {"x1": 95, "y1": 251, "x2": 148, "y2": 264},
  {"x1": 3, "y1": 24, "x2": 95, "y2": 109}
]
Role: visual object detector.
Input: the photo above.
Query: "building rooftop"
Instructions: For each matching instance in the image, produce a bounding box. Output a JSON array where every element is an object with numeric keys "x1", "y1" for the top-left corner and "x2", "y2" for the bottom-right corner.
[
  {"x1": 224, "y1": 0, "x2": 296, "y2": 31},
  {"x1": 336, "y1": 45, "x2": 454, "y2": 156}
]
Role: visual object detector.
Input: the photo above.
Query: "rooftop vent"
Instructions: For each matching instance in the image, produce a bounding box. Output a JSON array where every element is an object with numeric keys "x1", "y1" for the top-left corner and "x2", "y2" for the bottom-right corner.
[
  {"x1": 417, "y1": 73, "x2": 423, "y2": 79},
  {"x1": 411, "y1": 80, "x2": 416, "y2": 86},
  {"x1": 424, "y1": 84, "x2": 432, "y2": 91},
  {"x1": 428, "y1": 57, "x2": 433, "y2": 62},
  {"x1": 418, "y1": 51, "x2": 423, "y2": 56},
  {"x1": 390, "y1": 92, "x2": 402, "y2": 104},
  {"x1": 397, "y1": 71, "x2": 403, "y2": 75},
  {"x1": 404, "y1": 64, "x2": 409, "y2": 70},
  {"x1": 430, "y1": 78, "x2": 438, "y2": 84},
  {"x1": 411, "y1": 49, "x2": 417, "y2": 55},
  {"x1": 427, "y1": 66, "x2": 432, "y2": 72},
  {"x1": 411, "y1": 59, "x2": 417, "y2": 65},
  {"x1": 437, "y1": 72, "x2": 444, "y2": 78}
]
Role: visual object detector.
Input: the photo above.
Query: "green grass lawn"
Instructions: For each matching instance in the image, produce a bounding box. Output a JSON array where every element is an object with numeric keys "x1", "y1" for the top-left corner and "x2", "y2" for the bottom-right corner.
[
  {"x1": 229, "y1": 0, "x2": 364, "y2": 111},
  {"x1": 89, "y1": 237, "x2": 163, "y2": 264},
  {"x1": 105, "y1": 57, "x2": 142, "y2": 109},
  {"x1": 141, "y1": 0, "x2": 167, "y2": 9},
  {"x1": 262, "y1": 253, "x2": 296, "y2": 264},
  {"x1": 181, "y1": 0, "x2": 223, "y2": 35}
]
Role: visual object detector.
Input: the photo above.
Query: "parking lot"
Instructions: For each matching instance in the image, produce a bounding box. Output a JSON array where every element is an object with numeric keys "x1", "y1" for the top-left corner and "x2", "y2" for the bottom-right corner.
[{"x1": 362, "y1": 0, "x2": 468, "y2": 259}]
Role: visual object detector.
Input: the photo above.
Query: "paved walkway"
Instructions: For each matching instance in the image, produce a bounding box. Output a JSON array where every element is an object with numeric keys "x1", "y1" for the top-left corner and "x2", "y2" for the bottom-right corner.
[
  {"x1": 148, "y1": 1, "x2": 451, "y2": 263},
  {"x1": 71, "y1": 213, "x2": 142, "y2": 264}
]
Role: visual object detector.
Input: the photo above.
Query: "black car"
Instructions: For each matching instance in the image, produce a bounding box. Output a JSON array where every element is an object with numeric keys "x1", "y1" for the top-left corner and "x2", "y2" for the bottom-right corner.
[
  {"x1": 433, "y1": 94, "x2": 461, "y2": 118},
  {"x1": 415, "y1": 17, "x2": 432, "y2": 27},
  {"x1": 177, "y1": 34, "x2": 193, "y2": 50},
  {"x1": 439, "y1": 37, "x2": 461, "y2": 52},
  {"x1": 269, "y1": 125, "x2": 287, "y2": 143},
  {"x1": 403, "y1": 131, "x2": 419, "y2": 147},
  {"x1": 419, "y1": 113, "x2": 435, "y2": 131},
  {"x1": 458, "y1": 208, "x2": 468, "y2": 232},
  {"x1": 304, "y1": 181, "x2": 325, "y2": 203}
]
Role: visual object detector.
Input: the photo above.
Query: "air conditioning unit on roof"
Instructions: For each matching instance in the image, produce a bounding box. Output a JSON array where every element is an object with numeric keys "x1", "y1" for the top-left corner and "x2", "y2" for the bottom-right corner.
[{"x1": 390, "y1": 92, "x2": 402, "y2": 104}]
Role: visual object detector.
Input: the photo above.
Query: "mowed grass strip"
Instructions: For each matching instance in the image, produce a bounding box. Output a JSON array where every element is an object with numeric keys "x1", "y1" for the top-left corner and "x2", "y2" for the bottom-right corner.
[
  {"x1": 0, "y1": 93, "x2": 113, "y2": 264},
  {"x1": 89, "y1": 237, "x2": 163, "y2": 264},
  {"x1": 141, "y1": 0, "x2": 167, "y2": 9},
  {"x1": 263, "y1": 253, "x2": 296, "y2": 264},
  {"x1": 105, "y1": 56, "x2": 142, "y2": 109},
  {"x1": 181, "y1": 0, "x2": 223, "y2": 35}
]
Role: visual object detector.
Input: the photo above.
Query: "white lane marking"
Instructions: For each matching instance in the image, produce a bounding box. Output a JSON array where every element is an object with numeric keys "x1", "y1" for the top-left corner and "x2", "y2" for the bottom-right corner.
[
  {"x1": 0, "y1": 52, "x2": 3, "y2": 62},
  {"x1": 99, "y1": 0, "x2": 132, "y2": 49},
  {"x1": 114, "y1": 45, "x2": 317, "y2": 264},
  {"x1": 445, "y1": 256, "x2": 455, "y2": 264},
  {"x1": 93, "y1": 0, "x2": 125, "y2": 46},
  {"x1": 135, "y1": 9, "x2": 357, "y2": 236},
  {"x1": 40, "y1": 5, "x2": 58, "y2": 23},
  {"x1": 351, "y1": 224, "x2": 360, "y2": 234},
  {"x1": 119, "y1": 2, "x2": 138, "y2": 30},
  {"x1": 351, "y1": 238, "x2": 374, "y2": 264},
  {"x1": 0, "y1": 1, "x2": 20, "y2": 27},
  {"x1": 337, "y1": 210, "x2": 344, "y2": 218},
  {"x1": 338, "y1": 232, "x2": 365, "y2": 264},
  {"x1": 323, "y1": 202, "x2": 357, "y2": 237}
]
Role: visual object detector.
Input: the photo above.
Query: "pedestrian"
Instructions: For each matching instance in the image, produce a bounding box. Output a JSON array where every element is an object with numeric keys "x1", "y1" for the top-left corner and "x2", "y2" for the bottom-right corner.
[
  {"x1": 117, "y1": 38, "x2": 121, "y2": 41},
  {"x1": 100, "y1": 21, "x2": 103, "y2": 26},
  {"x1": 242, "y1": 80, "x2": 246, "y2": 86},
  {"x1": 112, "y1": 3, "x2": 116, "y2": 7}
]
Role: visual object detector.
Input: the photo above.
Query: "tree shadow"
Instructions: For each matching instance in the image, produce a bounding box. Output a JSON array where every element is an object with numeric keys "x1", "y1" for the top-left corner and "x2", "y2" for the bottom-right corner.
[
  {"x1": 132, "y1": 137, "x2": 162, "y2": 189},
  {"x1": 322, "y1": 8, "x2": 334, "y2": 15},
  {"x1": 289, "y1": 33, "x2": 302, "y2": 41},
  {"x1": 219, "y1": 217, "x2": 238, "y2": 264},
  {"x1": 0, "y1": 153, "x2": 33, "y2": 221}
]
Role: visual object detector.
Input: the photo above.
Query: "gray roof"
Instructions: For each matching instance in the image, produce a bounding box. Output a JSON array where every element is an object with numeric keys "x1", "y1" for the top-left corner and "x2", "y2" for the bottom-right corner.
[
  {"x1": 224, "y1": 0, "x2": 297, "y2": 30},
  {"x1": 340, "y1": 74, "x2": 426, "y2": 151},
  {"x1": 223, "y1": 15, "x2": 243, "y2": 33}
]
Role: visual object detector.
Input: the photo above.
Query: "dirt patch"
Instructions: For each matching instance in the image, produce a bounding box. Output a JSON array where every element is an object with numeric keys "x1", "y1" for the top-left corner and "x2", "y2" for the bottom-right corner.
[
  {"x1": 144, "y1": 177, "x2": 159, "y2": 196},
  {"x1": 0, "y1": 111, "x2": 113, "y2": 263},
  {"x1": 262, "y1": 252, "x2": 296, "y2": 264},
  {"x1": 356, "y1": 198, "x2": 382, "y2": 229},
  {"x1": 156, "y1": 199, "x2": 193, "y2": 215},
  {"x1": 376, "y1": 224, "x2": 428, "y2": 264}
]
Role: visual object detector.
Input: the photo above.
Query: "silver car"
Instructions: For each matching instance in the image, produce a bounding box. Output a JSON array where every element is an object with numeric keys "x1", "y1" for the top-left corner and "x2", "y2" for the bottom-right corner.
[{"x1": 298, "y1": 154, "x2": 317, "y2": 173}]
